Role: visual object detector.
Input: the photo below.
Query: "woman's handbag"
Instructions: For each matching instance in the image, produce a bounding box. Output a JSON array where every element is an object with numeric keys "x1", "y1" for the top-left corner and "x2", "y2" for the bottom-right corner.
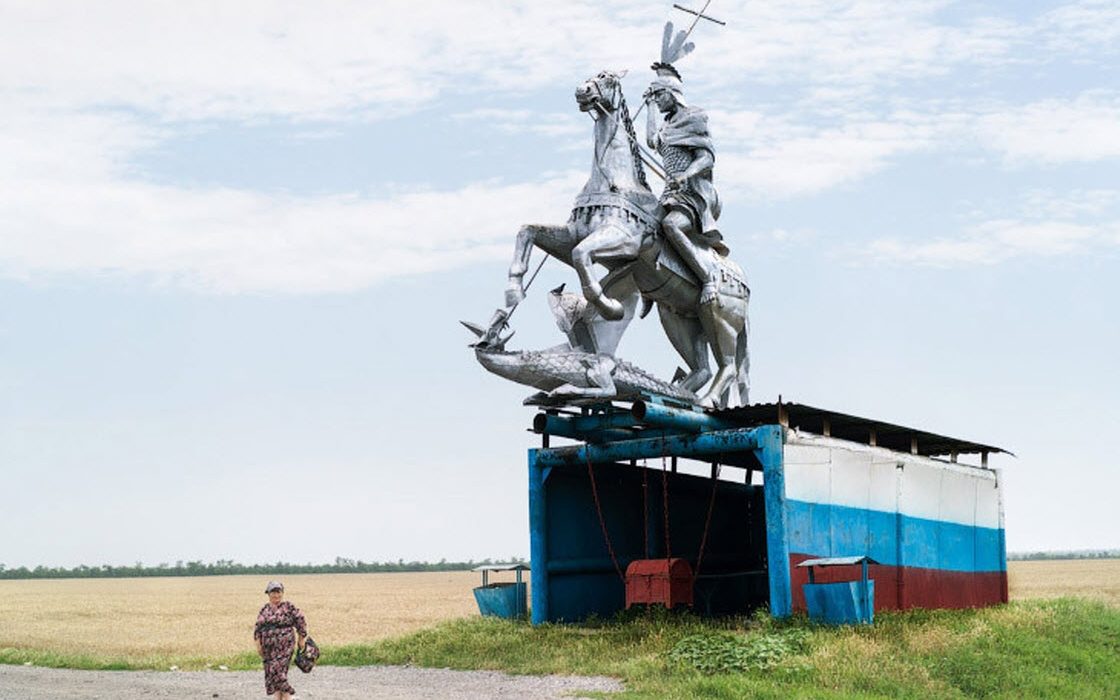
[{"x1": 294, "y1": 636, "x2": 320, "y2": 673}]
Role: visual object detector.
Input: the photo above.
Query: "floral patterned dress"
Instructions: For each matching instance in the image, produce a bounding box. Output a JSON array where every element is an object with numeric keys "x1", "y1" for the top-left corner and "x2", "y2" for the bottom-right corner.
[{"x1": 254, "y1": 601, "x2": 307, "y2": 695}]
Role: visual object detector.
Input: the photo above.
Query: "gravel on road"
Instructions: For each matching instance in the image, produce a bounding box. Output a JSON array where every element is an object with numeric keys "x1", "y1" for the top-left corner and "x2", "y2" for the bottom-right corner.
[{"x1": 0, "y1": 664, "x2": 624, "y2": 699}]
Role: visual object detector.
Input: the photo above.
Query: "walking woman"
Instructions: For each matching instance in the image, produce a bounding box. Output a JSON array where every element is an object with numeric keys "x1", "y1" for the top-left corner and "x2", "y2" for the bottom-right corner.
[{"x1": 254, "y1": 581, "x2": 307, "y2": 700}]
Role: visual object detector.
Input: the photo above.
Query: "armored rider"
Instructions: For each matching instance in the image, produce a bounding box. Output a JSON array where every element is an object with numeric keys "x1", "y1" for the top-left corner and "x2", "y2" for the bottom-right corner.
[{"x1": 644, "y1": 62, "x2": 727, "y2": 305}]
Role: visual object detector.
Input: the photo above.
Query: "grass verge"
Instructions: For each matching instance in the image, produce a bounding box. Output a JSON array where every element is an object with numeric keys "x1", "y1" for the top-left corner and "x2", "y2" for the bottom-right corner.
[
  {"x1": 0, "y1": 648, "x2": 261, "y2": 673},
  {"x1": 327, "y1": 598, "x2": 1120, "y2": 699},
  {"x1": 3, "y1": 598, "x2": 1117, "y2": 698}
]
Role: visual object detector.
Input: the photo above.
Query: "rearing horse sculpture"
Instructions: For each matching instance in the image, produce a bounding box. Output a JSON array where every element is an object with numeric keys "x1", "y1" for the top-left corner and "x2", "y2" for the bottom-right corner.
[
  {"x1": 506, "y1": 70, "x2": 657, "y2": 324},
  {"x1": 504, "y1": 70, "x2": 750, "y2": 407}
]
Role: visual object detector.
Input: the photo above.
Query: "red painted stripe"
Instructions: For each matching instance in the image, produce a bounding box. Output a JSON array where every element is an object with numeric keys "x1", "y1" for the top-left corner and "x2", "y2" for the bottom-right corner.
[{"x1": 790, "y1": 553, "x2": 1008, "y2": 612}]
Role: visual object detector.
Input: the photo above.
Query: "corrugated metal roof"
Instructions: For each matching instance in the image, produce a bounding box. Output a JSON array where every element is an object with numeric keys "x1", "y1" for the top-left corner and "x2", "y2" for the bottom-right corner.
[
  {"x1": 473, "y1": 563, "x2": 530, "y2": 572},
  {"x1": 715, "y1": 401, "x2": 1008, "y2": 457}
]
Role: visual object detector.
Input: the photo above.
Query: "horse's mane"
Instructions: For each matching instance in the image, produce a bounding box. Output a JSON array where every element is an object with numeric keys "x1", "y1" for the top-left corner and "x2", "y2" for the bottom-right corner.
[{"x1": 616, "y1": 90, "x2": 650, "y2": 192}]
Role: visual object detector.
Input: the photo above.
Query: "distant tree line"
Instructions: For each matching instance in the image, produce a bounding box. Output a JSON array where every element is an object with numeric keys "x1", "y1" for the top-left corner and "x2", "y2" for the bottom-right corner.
[
  {"x1": 5, "y1": 550, "x2": 1111, "y2": 578},
  {"x1": 1008, "y1": 549, "x2": 1119, "y2": 561},
  {"x1": 0, "y1": 556, "x2": 527, "y2": 580}
]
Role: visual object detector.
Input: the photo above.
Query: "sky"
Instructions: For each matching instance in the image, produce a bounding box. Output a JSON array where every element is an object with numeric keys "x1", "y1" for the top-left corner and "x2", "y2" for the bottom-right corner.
[{"x1": 1, "y1": 0, "x2": 1118, "y2": 568}]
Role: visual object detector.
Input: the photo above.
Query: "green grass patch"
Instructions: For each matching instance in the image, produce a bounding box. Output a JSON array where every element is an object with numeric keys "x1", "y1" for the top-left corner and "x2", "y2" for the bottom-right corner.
[
  {"x1": 4, "y1": 599, "x2": 1117, "y2": 698},
  {"x1": 668, "y1": 627, "x2": 811, "y2": 674},
  {"x1": 0, "y1": 647, "x2": 260, "y2": 672},
  {"x1": 325, "y1": 599, "x2": 1120, "y2": 699}
]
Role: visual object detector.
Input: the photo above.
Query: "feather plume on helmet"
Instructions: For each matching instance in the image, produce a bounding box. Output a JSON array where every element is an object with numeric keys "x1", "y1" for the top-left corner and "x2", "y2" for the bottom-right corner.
[{"x1": 648, "y1": 21, "x2": 694, "y2": 102}]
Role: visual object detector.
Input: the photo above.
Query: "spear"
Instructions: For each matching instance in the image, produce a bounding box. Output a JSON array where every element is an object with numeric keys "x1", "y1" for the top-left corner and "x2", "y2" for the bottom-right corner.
[{"x1": 632, "y1": 1, "x2": 726, "y2": 125}]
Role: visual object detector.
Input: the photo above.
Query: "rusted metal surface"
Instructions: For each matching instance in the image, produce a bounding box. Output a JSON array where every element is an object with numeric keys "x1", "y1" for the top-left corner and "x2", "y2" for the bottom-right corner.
[{"x1": 625, "y1": 558, "x2": 695, "y2": 609}]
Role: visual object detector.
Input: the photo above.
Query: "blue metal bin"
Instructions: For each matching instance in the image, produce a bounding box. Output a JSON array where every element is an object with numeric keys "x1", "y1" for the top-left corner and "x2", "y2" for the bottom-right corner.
[
  {"x1": 472, "y1": 564, "x2": 529, "y2": 619},
  {"x1": 799, "y1": 556, "x2": 877, "y2": 625}
]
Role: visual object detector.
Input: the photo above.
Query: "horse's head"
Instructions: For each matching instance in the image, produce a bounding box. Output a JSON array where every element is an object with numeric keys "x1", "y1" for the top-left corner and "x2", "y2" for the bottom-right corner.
[{"x1": 575, "y1": 69, "x2": 628, "y2": 115}]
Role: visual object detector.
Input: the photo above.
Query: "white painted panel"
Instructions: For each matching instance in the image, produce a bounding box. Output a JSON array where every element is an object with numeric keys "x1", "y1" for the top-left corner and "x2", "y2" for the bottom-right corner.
[
  {"x1": 868, "y1": 460, "x2": 900, "y2": 513},
  {"x1": 899, "y1": 460, "x2": 943, "y2": 522},
  {"x1": 975, "y1": 473, "x2": 1002, "y2": 529},
  {"x1": 939, "y1": 470, "x2": 980, "y2": 526},
  {"x1": 784, "y1": 461, "x2": 831, "y2": 503},
  {"x1": 830, "y1": 447, "x2": 873, "y2": 510},
  {"x1": 784, "y1": 440, "x2": 832, "y2": 464},
  {"x1": 782, "y1": 433, "x2": 1004, "y2": 530}
]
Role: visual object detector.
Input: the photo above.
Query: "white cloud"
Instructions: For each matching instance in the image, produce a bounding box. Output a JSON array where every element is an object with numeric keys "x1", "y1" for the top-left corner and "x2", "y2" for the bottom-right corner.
[
  {"x1": 867, "y1": 219, "x2": 1113, "y2": 265},
  {"x1": 977, "y1": 92, "x2": 1120, "y2": 163},
  {"x1": 0, "y1": 103, "x2": 584, "y2": 293},
  {"x1": 0, "y1": 1, "x2": 658, "y2": 122},
  {"x1": 867, "y1": 186, "x2": 1120, "y2": 266},
  {"x1": 2, "y1": 1, "x2": 1118, "y2": 293},
  {"x1": 867, "y1": 184, "x2": 1120, "y2": 268},
  {"x1": 713, "y1": 108, "x2": 967, "y2": 198},
  {"x1": 1038, "y1": 0, "x2": 1120, "y2": 55},
  {"x1": 0, "y1": 1, "x2": 1045, "y2": 123},
  {"x1": 1020, "y1": 188, "x2": 1120, "y2": 219},
  {"x1": 453, "y1": 109, "x2": 585, "y2": 140},
  {"x1": 1, "y1": 169, "x2": 584, "y2": 294},
  {"x1": 710, "y1": 89, "x2": 1120, "y2": 200}
]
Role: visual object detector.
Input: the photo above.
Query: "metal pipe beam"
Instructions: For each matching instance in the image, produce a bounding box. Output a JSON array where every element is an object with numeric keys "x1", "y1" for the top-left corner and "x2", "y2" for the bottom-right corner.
[
  {"x1": 571, "y1": 411, "x2": 640, "y2": 433},
  {"x1": 533, "y1": 426, "x2": 765, "y2": 468},
  {"x1": 631, "y1": 400, "x2": 734, "y2": 433},
  {"x1": 532, "y1": 413, "x2": 636, "y2": 444}
]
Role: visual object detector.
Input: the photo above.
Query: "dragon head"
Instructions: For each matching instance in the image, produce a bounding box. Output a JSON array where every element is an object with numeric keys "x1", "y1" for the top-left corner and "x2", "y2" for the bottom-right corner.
[{"x1": 461, "y1": 311, "x2": 515, "y2": 352}]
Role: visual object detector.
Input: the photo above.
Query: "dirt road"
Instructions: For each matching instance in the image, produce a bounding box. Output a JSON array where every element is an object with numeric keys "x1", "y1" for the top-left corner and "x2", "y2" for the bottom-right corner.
[{"x1": 0, "y1": 665, "x2": 623, "y2": 699}]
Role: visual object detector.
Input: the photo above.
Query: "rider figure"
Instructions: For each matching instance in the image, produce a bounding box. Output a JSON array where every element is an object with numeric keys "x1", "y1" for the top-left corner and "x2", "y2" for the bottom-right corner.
[{"x1": 645, "y1": 62, "x2": 727, "y2": 305}]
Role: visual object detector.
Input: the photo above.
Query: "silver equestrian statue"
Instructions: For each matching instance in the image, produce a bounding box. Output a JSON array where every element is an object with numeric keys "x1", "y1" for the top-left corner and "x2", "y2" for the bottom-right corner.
[{"x1": 500, "y1": 26, "x2": 750, "y2": 407}]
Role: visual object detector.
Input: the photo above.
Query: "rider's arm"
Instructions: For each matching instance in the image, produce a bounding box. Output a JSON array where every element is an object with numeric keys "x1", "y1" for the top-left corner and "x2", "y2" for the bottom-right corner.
[
  {"x1": 645, "y1": 102, "x2": 660, "y2": 150},
  {"x1": 677, "y1": 148, "x2": 714, "y2": 182}
]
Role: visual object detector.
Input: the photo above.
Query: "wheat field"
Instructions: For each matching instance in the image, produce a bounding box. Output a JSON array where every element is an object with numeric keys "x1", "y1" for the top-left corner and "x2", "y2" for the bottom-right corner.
[
  {"x1": 1006, "y1": 558, "x2": 1120, "y2": 606},
  {"x1": 0, "y1": 571, "x2": 479, "y2": 660},
  {"x1": 0, "y1": 561, "x2": 1116, "y2": 661}
]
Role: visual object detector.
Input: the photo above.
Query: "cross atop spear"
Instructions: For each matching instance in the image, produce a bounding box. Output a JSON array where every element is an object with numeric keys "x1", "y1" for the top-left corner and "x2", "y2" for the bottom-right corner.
[
  {"x1": 632, "y1": 2, "x2": 726, "y2": 180},
  {"x1": 673, "y1": 2, "x2": 727, "y2": 36}
]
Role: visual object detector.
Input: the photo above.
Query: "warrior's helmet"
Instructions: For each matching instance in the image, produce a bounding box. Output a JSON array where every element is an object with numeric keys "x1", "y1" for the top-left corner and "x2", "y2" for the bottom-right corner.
[{"x1": 648, "y1": 22, "x2": 694, "y2": 102}]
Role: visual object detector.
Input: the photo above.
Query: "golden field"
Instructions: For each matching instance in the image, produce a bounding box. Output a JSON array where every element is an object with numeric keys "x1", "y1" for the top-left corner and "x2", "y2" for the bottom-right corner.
[
  {"x1": 1006, "y1": 558, "x2": 1120, "y2": 606},
  {"x1": 0, "y1": 561, "x2": 1116, "y2": 662},
  {"x1": 0, "y1": 571, "x2": 479, "y2": 660}
]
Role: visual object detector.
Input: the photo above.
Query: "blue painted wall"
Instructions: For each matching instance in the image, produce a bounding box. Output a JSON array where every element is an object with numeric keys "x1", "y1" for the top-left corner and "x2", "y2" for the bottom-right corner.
[
  {"x1": 530, "y1": 457, "x2": 769, "y2": 622},
  {"x1": 785, "y1": 500, "x2": 1005, "y2": 573}
]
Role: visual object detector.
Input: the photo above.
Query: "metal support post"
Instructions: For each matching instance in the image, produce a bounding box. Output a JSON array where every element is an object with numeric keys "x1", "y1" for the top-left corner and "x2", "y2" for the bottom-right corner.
[
  {"x1": 528, "y1": 449, "x2": 549, "y2": 624},
  {"x1": 756, "y1": 424, "x2": 791, "y2": 617}
]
